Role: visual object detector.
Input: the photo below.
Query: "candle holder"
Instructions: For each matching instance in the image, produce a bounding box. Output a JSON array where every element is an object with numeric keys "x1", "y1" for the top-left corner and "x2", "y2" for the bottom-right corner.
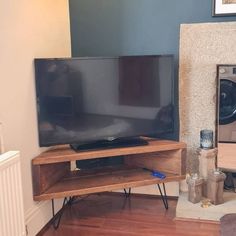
[{"x1": 200, "y1": 129, "x2": 213, "y2": 149}]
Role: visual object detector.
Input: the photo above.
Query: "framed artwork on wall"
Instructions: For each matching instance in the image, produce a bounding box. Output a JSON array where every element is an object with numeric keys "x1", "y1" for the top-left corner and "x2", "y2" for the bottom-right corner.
[{"x1": 213, "y1": 0, "x2": 236, "y2": 16}]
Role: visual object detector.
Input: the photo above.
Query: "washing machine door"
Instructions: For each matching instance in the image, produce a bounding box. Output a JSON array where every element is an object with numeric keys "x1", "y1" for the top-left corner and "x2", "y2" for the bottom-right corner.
[{"x1": 219, "y1": 79, "x2": 236, "y2": 125}]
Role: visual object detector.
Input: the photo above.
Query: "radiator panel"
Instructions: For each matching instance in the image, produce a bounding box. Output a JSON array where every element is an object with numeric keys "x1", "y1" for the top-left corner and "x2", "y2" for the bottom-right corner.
[{"x1": 0, "y1": 151, "x2": 25, "y2": 236}]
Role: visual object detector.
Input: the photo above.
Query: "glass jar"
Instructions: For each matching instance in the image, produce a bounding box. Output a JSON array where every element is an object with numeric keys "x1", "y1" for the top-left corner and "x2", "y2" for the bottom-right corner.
[{"x1": 200, "y1": 129, "x2": 213, "y2": 149}]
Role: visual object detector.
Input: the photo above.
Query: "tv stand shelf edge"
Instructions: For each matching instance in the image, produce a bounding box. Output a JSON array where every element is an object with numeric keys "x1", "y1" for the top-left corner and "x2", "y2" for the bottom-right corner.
[{"x1": 32, "y1": 138, "x2": 187, "y2": 201}]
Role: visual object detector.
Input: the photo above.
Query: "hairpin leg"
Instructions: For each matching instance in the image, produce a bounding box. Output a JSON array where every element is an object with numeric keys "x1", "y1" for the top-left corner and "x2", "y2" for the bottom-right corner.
[
  {"x1": 157, "y1": 183, "x2": 168, "y2": 209},
  {"x1": 123, "y1": 188, "x2": 131, "y2": 198},
  {"x1": 51, "y1": 197, "x2": 68, "y2": 230}
]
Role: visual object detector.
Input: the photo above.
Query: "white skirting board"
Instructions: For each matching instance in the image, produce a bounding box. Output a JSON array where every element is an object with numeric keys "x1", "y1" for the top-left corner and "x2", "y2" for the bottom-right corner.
[{"x1": 25, "y1": 199, "x2": 63, "y2": 236}]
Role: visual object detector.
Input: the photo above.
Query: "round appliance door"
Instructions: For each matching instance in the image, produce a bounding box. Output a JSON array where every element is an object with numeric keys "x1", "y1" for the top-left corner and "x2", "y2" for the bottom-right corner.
[{"x1": 219, "y1": 79, "x2": 236, "y2": 125}]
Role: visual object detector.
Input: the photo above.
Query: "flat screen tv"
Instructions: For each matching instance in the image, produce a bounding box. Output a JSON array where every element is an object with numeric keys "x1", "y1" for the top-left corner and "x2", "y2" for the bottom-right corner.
[{"x1": 34, "y1": 55, "x2": 176, "y2": 150}]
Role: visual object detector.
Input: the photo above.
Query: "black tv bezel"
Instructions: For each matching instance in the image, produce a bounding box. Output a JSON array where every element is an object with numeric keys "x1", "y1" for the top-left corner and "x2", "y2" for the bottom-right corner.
[{"x1": 34, "y1": 54, "x2": 176, "y2": 147}]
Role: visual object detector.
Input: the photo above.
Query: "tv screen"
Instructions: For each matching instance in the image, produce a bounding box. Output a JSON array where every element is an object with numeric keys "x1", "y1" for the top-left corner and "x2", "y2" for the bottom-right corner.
[{"x1": 34, "y1": 55, "x2": 176, "y2": 147}]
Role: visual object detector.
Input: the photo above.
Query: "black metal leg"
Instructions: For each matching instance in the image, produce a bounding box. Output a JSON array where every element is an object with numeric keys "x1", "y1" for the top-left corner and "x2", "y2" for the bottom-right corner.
[
  {"x1": 157, "y1": 183, "x2": 168, "y2": 210},
  {"x1": 51, "y1": 197, "x2": 68, "y2": 230},
  {"x1": 122, "y1": 193, "x2": 132, "y2": 210},
  {"x1": 123, "y1": 188, "x2": 131, "y2": 198},
  {"x1": 68, "y1": 196, "x2": 77, "y2": 205}
]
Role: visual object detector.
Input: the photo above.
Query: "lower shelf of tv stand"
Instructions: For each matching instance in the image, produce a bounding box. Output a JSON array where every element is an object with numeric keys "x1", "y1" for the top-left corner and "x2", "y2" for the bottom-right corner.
[{"x1": 33, "y1": 165, "x2": 184, "y2": 201}]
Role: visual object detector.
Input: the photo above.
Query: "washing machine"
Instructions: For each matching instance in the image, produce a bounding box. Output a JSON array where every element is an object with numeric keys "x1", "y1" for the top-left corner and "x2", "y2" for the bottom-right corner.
[{"x1": 218, "y1": 65, "x2": 236, "y2": 143}]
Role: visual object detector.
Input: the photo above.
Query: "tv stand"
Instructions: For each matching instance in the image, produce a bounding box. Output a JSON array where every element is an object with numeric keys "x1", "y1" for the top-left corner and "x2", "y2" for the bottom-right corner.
[
  {"x1": 32, "y1": 138, "x2": 186, "y2": 229},
  {"x1": 32, "y1": 138, "x2": 186, "y2": 202},
  {"x1": 70, "y1": 137, "x2": 148, "y2": 151}
]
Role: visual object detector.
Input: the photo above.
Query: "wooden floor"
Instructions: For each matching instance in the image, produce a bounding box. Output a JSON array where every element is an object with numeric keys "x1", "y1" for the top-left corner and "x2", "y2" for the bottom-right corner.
[{"x1": 40, "y1": 193, "x2": 220, "y2": 236}]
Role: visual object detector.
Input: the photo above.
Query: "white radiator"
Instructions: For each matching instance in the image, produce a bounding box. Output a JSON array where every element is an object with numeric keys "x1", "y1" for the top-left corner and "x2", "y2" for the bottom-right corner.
[{"x1": 0, "y1": 151, "x2": 26, "y2": 236}]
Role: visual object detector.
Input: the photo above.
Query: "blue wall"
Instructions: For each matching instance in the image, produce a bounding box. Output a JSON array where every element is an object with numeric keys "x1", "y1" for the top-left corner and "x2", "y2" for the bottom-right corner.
[
  {"x1": 69, "y1": 0, "x2": 236, "y2": 57},
  {"x1": 69, "y1": 0, "x2": 236, "y2": 140}
]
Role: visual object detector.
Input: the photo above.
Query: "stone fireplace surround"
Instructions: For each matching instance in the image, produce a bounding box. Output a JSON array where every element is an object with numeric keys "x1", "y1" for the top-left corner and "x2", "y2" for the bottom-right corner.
[
  {"x1": 179, "y1": 21, "x2": 236, "y2": 173},
  {"x1": 178, "y1": 21, "x2": 236, "y2": 221}
]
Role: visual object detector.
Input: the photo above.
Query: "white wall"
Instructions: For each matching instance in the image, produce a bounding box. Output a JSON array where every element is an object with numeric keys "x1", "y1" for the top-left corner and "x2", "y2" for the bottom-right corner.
[{"x1": 0, "y1": 0, "x2": 71, "y2": 235}]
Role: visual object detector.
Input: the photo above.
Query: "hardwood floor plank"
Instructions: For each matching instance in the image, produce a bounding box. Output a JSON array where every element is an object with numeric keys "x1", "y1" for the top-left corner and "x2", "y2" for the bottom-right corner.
[{"x1": 40, "y1": 193, "x2": 220, "y2": 236}]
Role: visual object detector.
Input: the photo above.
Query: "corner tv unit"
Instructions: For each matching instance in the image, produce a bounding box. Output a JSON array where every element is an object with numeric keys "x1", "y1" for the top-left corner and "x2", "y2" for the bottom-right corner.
[{"x1": 34, "y1": 55, "x2": 176, "y2": 150}]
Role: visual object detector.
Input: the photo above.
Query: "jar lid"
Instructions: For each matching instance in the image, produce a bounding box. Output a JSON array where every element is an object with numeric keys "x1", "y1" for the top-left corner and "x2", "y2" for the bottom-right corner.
[
  {"x1": 213, "y1": 168, "x2": 221, "y2": 175},
  {"x1": 191, "y1": 173, "x2": 199, "y2": 180}
]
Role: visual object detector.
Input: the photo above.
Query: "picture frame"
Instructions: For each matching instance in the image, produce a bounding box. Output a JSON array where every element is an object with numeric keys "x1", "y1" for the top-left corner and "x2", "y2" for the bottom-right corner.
[{"x1": 213, "y1": 0, "x2": 236, "y2": 16}]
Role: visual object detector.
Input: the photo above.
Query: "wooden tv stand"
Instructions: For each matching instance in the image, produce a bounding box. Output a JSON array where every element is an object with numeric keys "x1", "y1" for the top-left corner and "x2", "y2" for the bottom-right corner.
[{"x1": 32, "y1": 138, "x2": 186, "y2": 201}]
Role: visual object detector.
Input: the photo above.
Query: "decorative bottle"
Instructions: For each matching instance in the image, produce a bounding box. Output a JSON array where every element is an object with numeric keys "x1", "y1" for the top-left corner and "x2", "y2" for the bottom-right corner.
[
  {"x1": 207, "y1": 169, "x2": 226, "y2": 205},
  {"x1": 188, "y1": 173, "x2": 204, "y2": 204}
]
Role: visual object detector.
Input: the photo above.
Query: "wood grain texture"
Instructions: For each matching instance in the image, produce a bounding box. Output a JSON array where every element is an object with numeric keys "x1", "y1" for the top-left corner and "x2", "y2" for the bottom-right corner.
[
  {"x1": 32, "y1": 162, "x2": 70, "y2": 196},
  {"x1": 39, "y1": 193, "x2": 220, "y2": 236},
  {"x1": 218, "y1": 143, "x2": 236, "y2": 171},
  {"x1": 34, "y1": 166, "x2": 184, "y2": 201},
  {"x1": 32, "y1": 138, "x2": 186, "y2": 165},
  {"x1": 181, "y1": 148, "x2": 187, "y2": 175},
  {"x1": 32, "y1": 138, "x2": 186, "y2": 201},
  {"x1": 124, "y1": 149, "x2": 183, "y2": 175}
]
